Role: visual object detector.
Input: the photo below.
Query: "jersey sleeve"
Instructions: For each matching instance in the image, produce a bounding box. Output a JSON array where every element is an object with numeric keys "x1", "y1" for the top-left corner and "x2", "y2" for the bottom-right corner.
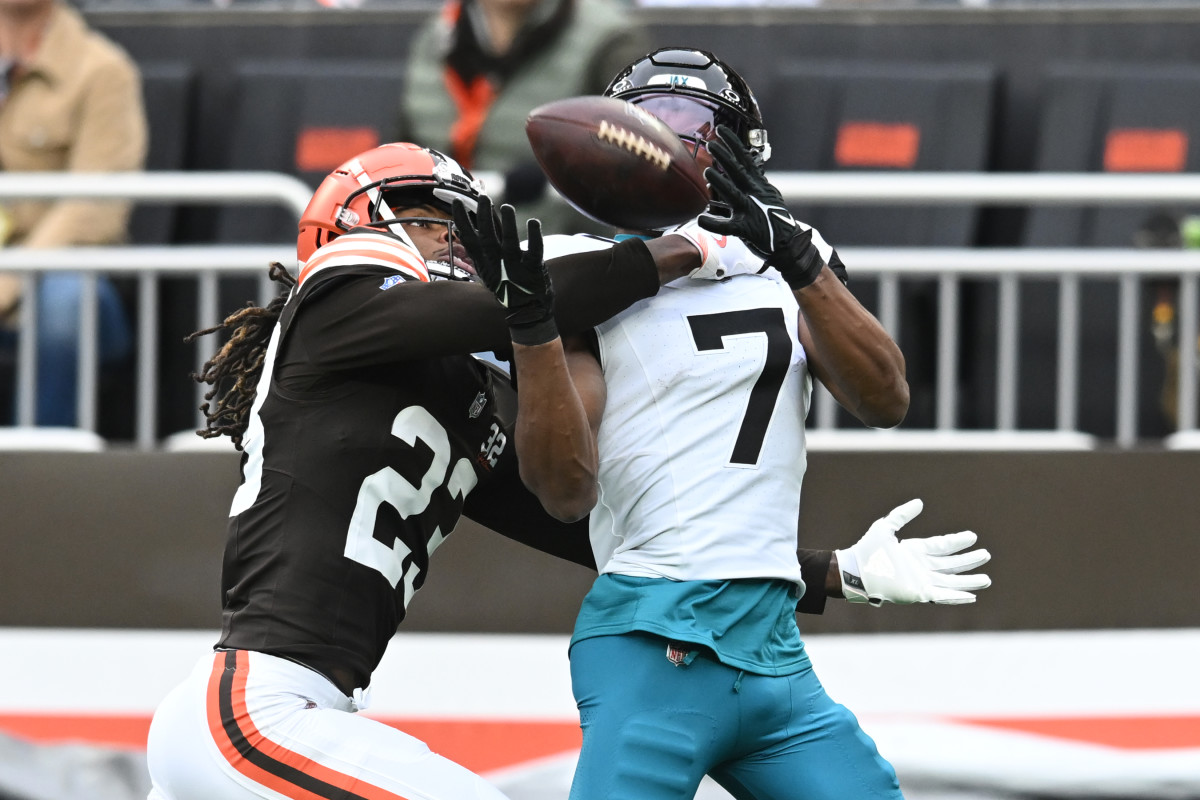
[
  {"x1": 548, "y1": 237, "x2": 659, "y2": 336},
  {"x1": 796, "y1": 548, "x2": 832, "y2": 615},
  {"x1": 292, "y1": 237, "x2": 661, "y2": 369}
]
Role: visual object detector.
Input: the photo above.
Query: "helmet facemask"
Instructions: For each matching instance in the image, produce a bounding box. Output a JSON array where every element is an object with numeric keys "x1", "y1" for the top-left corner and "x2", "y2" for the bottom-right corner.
[
  {"x1": 343, "y1": 180, "x2": 476, "y2": 281},
  {"x1": 343, "y1": 160, "x2": 481, "y2": 281},
  {"x1": 298, "y1": 143, "x2": 484, "y2": 280}
]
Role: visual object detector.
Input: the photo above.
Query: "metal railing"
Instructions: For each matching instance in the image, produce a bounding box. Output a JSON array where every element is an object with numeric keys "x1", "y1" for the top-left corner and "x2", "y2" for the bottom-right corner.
[
  {"x1": 1, "y1": 170, "x2": 1198, "y2": 450},
  {"x1": 769, "y1": 171, "x2": 1200, "y2": 206},
  {"x1": 766, "y1": 172, "x2": 1200, "y2": 447},
  {"x1": 810, "y1": 248, "x2": 1200, "y2": 448},
  {"x1": 0, "y1": 245, "x2": 292, "y2": 448},
  {"x1": 0, "y1": 171, "x2": 312, "y2": 216},
  {"x1": 0, "y1": 172, "x2": 307, "y2": 449}
]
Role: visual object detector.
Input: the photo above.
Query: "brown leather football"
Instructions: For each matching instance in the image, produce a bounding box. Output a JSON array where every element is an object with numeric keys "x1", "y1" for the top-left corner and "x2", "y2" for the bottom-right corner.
[{"x1": 526, "y1": 95, "x2": 708, "y2": 231}]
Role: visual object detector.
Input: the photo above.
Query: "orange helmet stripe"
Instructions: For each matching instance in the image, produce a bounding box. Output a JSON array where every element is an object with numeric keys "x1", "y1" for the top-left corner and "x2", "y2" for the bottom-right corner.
[{"x1": 299, "y1": 231, "x2": 430, "y2": 286}]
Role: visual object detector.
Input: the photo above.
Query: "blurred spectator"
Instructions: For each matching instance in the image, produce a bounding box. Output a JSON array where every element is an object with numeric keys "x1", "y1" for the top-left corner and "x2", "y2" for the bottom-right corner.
[
  {"x1": 1135, "y1": 209, "x2": 1200, "y2": 430},
  {"x1": 396, "y1": 0, "x2": 650, "y2": 235},
  {"x1": 0, "y1": 0, "x2": 146, "y2": 427}
]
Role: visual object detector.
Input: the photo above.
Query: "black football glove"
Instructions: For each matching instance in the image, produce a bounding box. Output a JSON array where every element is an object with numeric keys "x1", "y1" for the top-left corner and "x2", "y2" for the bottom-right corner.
[
  {"x1": 699, "y1": 125, "x2": 842, "y2": 290},
  {"x1": 453, "y1": 196, "x2": 556, "y2": 346}
]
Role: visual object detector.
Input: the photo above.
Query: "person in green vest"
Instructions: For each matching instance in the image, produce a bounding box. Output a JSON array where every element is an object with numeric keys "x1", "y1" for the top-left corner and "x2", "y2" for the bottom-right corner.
[{"x1": 395, "y1": 0, "x2": 649, "y2": 236}]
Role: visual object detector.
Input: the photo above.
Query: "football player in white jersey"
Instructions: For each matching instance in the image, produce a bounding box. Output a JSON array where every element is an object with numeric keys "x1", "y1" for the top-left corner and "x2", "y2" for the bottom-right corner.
[{"x1": 466, "y1": 48, "x2": 993, "y2": 800}]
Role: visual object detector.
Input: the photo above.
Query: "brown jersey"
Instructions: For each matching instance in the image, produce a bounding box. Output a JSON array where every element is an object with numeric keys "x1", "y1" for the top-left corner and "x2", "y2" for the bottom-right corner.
[
  {"x1": 212, "y1": 229, "x2": 830, "y2": 694},
  {"x1": 215, "y1": 230, "x2": 662, "y2": 693}
]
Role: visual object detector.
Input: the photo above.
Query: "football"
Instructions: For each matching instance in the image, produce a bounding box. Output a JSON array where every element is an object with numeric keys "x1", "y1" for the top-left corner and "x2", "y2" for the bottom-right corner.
[{"x1": 526, "y1": 95, "x2": 709, "y2": 231}]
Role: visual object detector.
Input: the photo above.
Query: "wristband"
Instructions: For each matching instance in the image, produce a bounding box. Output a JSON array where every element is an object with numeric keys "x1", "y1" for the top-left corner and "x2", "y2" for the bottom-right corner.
[
  {"x1": 509, "y1": 316, "x2": 559, "y2": 347},
  {"x1": 833, "y1": 548, "x2": 871, "y2": 603},
  {"x1": 766, "y1": 228, "x2": 827, "y2": 290}
]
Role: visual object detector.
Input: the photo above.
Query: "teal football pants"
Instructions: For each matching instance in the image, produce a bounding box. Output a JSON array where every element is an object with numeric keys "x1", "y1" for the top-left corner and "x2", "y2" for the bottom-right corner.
[{"x1": 568, "y1": 632, "x2": 903, "y2": 800}]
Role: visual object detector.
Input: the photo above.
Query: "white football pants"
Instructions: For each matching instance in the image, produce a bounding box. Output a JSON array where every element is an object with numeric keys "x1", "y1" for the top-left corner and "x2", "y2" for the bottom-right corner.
[{"x1": 146, "y1": 649, "x2": 511, "y2": 800}]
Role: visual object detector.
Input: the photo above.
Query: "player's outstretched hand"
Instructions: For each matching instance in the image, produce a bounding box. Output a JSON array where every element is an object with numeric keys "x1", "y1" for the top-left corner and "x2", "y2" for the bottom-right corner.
[
  {"x1": 833, "y1": 499, "x2": 992, "y2": 606},
  {"x1": 453, "y1": 196, "x2": 556, "y2": 346},
  {"x1": 698, "y1": 125, "x2": 835, "y2": 290}
]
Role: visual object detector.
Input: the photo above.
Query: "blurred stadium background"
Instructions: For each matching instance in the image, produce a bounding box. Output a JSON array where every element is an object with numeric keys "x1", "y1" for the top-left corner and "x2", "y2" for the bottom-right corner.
[{"x1": 1, "y1": 0, "x2": 1199, "y2": 798}]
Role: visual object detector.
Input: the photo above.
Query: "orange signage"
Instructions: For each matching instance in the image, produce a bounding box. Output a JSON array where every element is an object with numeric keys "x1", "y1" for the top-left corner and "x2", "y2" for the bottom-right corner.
[
  {"x1": 835, "y1": 121, "x2": 921, "y2": 168},
  {"x1": 1103, "y1": 128, "x2": 1188, "y2": 172},
  {"x1": 295, "y1": 127, "x2": 381, "y2": 172}
]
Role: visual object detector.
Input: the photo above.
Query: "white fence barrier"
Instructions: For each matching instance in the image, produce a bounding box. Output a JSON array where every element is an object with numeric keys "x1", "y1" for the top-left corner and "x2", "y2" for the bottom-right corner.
[
  {"x1": 1, "y1": 171, "x2": 1198, "y2": 449},
  {"x1": 0, "y1": 172, "x2": 306, "y2": 448},
  {"x1": 0, "y1": 171, "x2": 312, "y2": 216}
]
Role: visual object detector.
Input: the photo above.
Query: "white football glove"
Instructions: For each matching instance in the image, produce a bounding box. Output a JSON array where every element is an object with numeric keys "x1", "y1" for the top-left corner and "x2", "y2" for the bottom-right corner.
[
  {"x1": 833, "y1": 499, "x2": 991, "y2": 606},
  {"x1": 664, "y1": 219, "x2": 765, "y2": 281}
]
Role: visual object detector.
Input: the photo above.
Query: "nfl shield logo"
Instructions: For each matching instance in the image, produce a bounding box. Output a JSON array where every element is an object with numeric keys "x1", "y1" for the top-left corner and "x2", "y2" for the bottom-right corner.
[
  {"x1": 468, "y1": 392, "x2": 487, "y2": 419},
  {"x1": 666, "y1": 642, "x2": 690, "y2": 667}
]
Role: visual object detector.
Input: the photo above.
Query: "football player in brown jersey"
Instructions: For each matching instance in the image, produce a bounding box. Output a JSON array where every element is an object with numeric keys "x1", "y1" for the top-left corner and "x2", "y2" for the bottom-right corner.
[{"x1": 144, "y1": 142, "x2": 730, "y2": 800}]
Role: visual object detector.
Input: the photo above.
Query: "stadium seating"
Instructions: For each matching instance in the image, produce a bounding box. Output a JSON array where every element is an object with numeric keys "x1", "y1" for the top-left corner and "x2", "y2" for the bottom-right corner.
[
  {"x1": 150, "y1": 59, "x2": 407, "y2": 436},
  {"x1": 763, "y1": 60, "x2": 998, "y2": 428},
  {"x1": 763, "y1": 59, "x2": 997, "y2": 247},
  {"x1": 214, "y1": 58, "x2": 408, "y2": 245},
  {"x1": 1025, "y1": 62, "x2": 1200, "y2": 248},
  {"x1": 1015, "y1": 63, "x2": 1200, "y2": 436},
  {"x1": 100, "y1": 62, "x2": 195, "y2": 440},
  {"x1": 130, "y1": 60, "x2": 196, "y2": 245}
]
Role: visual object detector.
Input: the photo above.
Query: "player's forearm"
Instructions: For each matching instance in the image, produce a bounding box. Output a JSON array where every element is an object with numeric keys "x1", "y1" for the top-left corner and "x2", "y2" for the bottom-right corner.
[
  {"x1": 644, "y1": 233, "x2": 702, "y2": 283},
  {"x1": 305, "y1": 237, "x2": 683, "y2": 366},
  {"x1": 512, "y1": 340, "x2": 599, "y2": 523},
  {"x1": 826, "y1": 551, "x2": 845, "y2": 598},
  {"x1": 798, "y1": 270, "x2": 909, "y2": 428}
]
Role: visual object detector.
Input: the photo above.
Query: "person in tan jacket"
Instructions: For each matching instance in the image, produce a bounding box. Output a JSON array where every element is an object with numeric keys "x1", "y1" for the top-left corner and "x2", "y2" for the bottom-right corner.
[{"x1": 0, "y1": 0, "x2": 146, "y2": 426}]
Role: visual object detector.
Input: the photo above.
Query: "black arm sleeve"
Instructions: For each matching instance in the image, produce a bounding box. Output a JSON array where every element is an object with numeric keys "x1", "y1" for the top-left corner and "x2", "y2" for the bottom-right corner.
[
  {"x1": 548, "y1": 237, "x2": 659, "y2": 337},
  {"x1": 461, "y1": 466, "x2": 597, "y2": 571},
  {"x1": 796, "y1": 548, "x2": 832, "y2": 615},
  {"x1": 299, "y1": 238, "x2": 659, "y2": 369}
]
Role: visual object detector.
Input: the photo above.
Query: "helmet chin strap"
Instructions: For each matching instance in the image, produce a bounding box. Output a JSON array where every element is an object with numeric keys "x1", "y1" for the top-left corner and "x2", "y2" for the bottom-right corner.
[{"x1": 425, "y1": 259, "x2": 473, "y2": 281}]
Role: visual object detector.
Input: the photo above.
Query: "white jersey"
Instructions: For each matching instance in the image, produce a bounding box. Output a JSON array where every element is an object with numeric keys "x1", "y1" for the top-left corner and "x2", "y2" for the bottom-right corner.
[{"x1": 590, "y1": 268, "x2": 811, "y2": 584}]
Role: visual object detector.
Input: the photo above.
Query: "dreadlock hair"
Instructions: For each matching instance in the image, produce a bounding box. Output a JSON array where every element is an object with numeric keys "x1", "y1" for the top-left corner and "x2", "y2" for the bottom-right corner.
[{"x1": 186, "y1": 262, "x2": 296, "y2": 450}]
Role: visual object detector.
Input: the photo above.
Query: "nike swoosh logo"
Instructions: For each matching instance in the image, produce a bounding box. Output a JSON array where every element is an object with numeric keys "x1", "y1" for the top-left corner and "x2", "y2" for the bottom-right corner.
[{"x1": 770, "y1": 209, "x2": 795, "y2": 226}]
